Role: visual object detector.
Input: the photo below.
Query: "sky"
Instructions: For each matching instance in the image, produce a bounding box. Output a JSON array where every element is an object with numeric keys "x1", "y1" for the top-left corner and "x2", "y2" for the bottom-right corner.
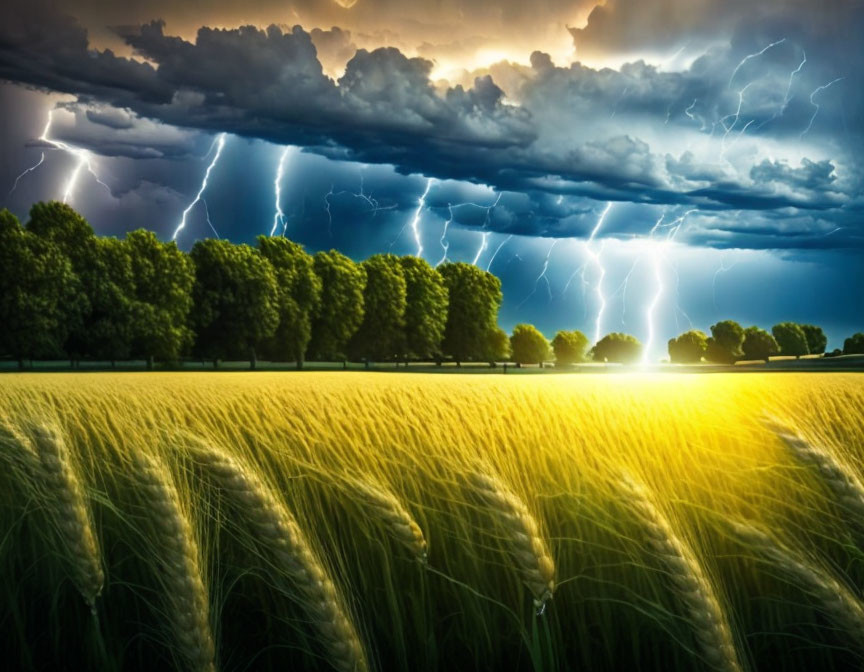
[{"x1": 0, "y1": 0, "x2": 862, "y2": 358}]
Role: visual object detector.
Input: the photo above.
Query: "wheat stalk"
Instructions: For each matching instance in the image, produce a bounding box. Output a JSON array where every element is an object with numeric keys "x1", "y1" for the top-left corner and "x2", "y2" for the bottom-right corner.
[
  {"x1": 465, "y1": 470, "x2": 555, "y2": 610},
  {"x1": 343, "y1": 476, "x2": 427, "y2": 563},
  {"x1": 25, "y1": 423, "x2": 104, "y2": 612},
  {"x1": 188, "y1": 439, "x2": 367, "y2": 672},
  {"x1": 132, "y1": 453, "x2": 216, "y2": 672},
  {"x1": 619, "y1": 474, "x2": 743, "y2": 672},
  {"x1": 730, "y1": 520, "x2": 864, "y2": 648},
  {"x1": 766, "y1": 417, "x2": 864, "y2": 519}
]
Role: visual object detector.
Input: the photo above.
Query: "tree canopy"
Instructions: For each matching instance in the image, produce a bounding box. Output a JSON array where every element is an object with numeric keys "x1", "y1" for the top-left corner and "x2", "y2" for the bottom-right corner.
[
  {"x1": 257, "y1": 236, "x2": 322, "y2": 365},
  {"x1": 398, "y1": 256, "x2": 448, "y2": 360},
  {"x1": 190, "y1": 239, "x2": 279, "y2": 364},
  {"x1": 742, "y1": 326, "x2": 779, "y2": 361},
  {"x1": 510, "y1": 324, "x2": 550, "y2": 365},
  {"x1": 668, "y1": 330, "x2": 708, "y2": 363},
  {"x1": 438, "y1": 262, "x2": 502, "y2": 364},
  {"x1": 705, "y1": 320, "x2": 744, "y2": 364},
  {"x1": 844, "y1": 333, "x2": 864, "y2": 355},
  {"x1": 801, "y1": 324, "x2": 827, "y2": 355},
  {"x1": 772, "y1": 322, "x2": 810, "y2": 358},
  {"x1": 593, "y1": 333, "x2": 642, "y2": 364},
  {"x1": 551, "y1": 330, "x2": 589, "y2": 365},
  {"x1": 350, "y1": 254, "x2": 407, "y2": 361},
  {"x1": 309, "y1": 250, "x2": 366, "y2": 361}
]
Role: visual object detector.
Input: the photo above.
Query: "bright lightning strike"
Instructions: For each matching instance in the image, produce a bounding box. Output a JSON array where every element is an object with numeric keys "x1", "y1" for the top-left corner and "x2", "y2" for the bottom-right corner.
[
  {"x1": 436, "y1": 204, "x2": 453, "y2": 267},
  {"x1": 486, "y1": 234, "x2": 513, "y2": 272},
  {"x1": 800, "y1": 77, "x2": 844, "y2": 138},
  {"x1": 8, "y1": 152, "x2": 45, "y2": 197},
  {"x1": 583, "y1": 202, "x2": 613, "y2": 345},
  {"x1": 409, "y1": 178, "x2": 434, "y2": 258},
  {"x1": 472, "y1": 232, "x2": 490, "y2": 266},
  {"x1": 728, "y1": 38, "x2": 786, "y2": 88},
  {"x1": 270, "y1": 146, "x2": 295, "y2": 236},
  {"x1": 173, "y1": 133, "x2": 227, "y2": 242},
  {"x1": 518, "y1": 239, "x2": 559, "y2": 308},
  {"x1": 38, "y1": 109, "x2": 111, "y2": 204},
  {"x1": 469, "y1": 192, "x2": 503, "y2": 266}
]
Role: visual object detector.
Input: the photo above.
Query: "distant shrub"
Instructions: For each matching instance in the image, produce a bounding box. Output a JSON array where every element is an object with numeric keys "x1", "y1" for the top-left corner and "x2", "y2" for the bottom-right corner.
[
  {"x1": 668, "y1": 330, "x2": 708, "y2": 364},
  {"x1": 593, "y1": 333, "x2": 642, "y2": 364}
]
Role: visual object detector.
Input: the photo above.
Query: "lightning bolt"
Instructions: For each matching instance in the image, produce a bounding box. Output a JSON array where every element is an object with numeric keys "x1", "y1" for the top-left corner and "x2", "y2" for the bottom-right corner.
[
  {"x1": 583, "y1": 202, "x2": 613, "y2": 344},
  {"x1": 8, "y1": 152, "x2": 45, "y2": 197},
  {"x1": 728, "y1": 38, "x2": 787, "y2": 88},
  {"x1": 518, "y1": 239, "x2": 559, "y2": 308},
  {"x1": 201, "y1": 199, "x2": 220, "y2": 238},
  {"x1": 436, "y1": 204, "x2": 453, "y2": 267},
  {"x1": 271, "y1": 146, "x2": 295, "y2": 236},
  {"x1": 409, "y1": 178, "x2": 434, "y2": 258},
  {"x1": 469, "y1": 192, "x2": 503, "y2": 266},
  {"x1": 33, "y1": 109, "x2": 112, "y2": 204},
  {"x1": 173, "y1": 132, "x2": 227, "y2": 242},
  {"x1": 800, "y1": 77, "x2": 844, "y2": 138},
  {"x1": 486, "y1": 234, "x2": 513, "y2": 272},
  {"x1": 712, "y1": 256, "x2": 739, "y2": 311}
]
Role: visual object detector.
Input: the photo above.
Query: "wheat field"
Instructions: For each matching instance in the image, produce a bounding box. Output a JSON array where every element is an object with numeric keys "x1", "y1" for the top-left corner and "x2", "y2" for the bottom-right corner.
[{"x1": 1, "y1": 372, "x2": 864, "y2": 671}]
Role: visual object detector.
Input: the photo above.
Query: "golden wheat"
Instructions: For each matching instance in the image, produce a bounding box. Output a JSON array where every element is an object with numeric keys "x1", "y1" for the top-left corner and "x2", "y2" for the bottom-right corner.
[
  {"x1": 25, "y1": 423, "x2": 104, "y2": 612},
  {"x1": 464, "y1": 469, "x2": 555, "y2": 609},
  {"x1": 619, "y1": 473, "x2": 743, "y2": 672},
  {"x1": 343, "y1": 475, "x2": 428, "y2": 563},
  {"x1": 766, "y1": 418, "x2": 864, "y2": 519},
  {"x1": 132, "y1": 452, "x2": 216, "y2": 672},
  {"x1": 187, "y1": 438, "x2": 367, "y2": 672},
  {"x1": 730, "y1": 520, "x2": 864, "y2": 648}
]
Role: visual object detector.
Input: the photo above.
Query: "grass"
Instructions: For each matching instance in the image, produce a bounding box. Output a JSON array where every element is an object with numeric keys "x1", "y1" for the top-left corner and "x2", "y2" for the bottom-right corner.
[{"x1": 1, "y1": 372, "x2": 864, "y2": 670}]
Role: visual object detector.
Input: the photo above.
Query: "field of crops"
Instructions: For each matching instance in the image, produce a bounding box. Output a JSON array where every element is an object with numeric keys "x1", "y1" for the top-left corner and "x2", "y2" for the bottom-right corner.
[{"x1": 1, "y1": 372, "x2": 864, "y2": 671}]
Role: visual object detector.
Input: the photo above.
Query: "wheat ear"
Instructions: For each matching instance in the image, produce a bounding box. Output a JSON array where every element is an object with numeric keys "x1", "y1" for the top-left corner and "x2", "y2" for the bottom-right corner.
[
  {"x1": 132, "y1": 453, "x2": 216, "y2": 672},
  {"x1": 730, "y1": 520, "x2": 864, "y2": 648},
  {"x1": 188, "y1": 440, "x2": 367, "y2": 672},
  {"x1": 344, "y1": 476, "x2": 427, "y2": 563},
  {"x1": 465, "y1": 470, "x2": 555, "y2": 609},
  {"x1": 619, "y1": 474, "x2": 743, "y2": 672},
  {"x1": 26, "y1": 424, "x2": 104, "y2": 612},
  {"x1": 766, "y1": 418, "x2": 864, "y2": 518}
]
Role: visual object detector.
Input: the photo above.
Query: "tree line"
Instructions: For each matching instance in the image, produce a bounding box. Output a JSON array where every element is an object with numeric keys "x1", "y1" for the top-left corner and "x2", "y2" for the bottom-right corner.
[
  {"x1": 0, "y1": 203, "x2": 503, "y2": 368},
  {"x1": 2, "y1": 202, "x2": 861, "y2": 370}
]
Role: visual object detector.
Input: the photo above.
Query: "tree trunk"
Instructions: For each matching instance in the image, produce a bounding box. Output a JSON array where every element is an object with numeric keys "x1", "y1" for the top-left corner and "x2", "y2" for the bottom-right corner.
[
  {"x1": 456, "y1": 360, "x2": 461, "y2": 368},
  {"x1": 147, "y1": 355, "x2": 154, "y2": 371},
  {"x1": 250, "y1": 347, "x2": 257, "y2": 370},
  {"x1": 296, "y1": 358, "x2": 303, "y2": 370},
  {"x1": 343, "y1": 360, "x2": 347, "y2": 370},
  {"x1": 111, "y1": 360, "x2": 116, "y2": 369},
  {"x1": 213, "y1": 358, "x2": 219, "y2": 369},
  {"x1": 18, "y1": 359, "x2": 24, "y2": 370}
]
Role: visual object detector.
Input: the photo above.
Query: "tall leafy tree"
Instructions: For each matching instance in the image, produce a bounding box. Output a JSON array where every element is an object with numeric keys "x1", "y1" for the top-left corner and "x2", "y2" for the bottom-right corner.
[
  {"x1": 772, "y1": 322, "x2": 810, "y2": 358},
  {"x1": 309, "y1": 250, "x2": 366, "y2": 360},
  {"x1": 190, "y1": 239, "x2": 279, "y2": 366},
  {"x1": 257, "y1": 236, "x2": 322, "y2": 367},
  {"x1": 26, "y1": 201, "x2": 96, "y2": 362},
  {"x1": 0, "y1": 209, "x2": 80, "y2": 366},
  {"x1": 705, "y1": 320, "x2": 745, "y2": 364},
  {"x1": 668, "y1": 330, "x2": 708, "y2": 364},
  {"x1": 551, "y1": 330, "x2": 589, "y2": 365},
  {"x1": 350, "y1": 254, "x2": 407, "y2": 361},
  {"x1": 510, "y1": 324, "x2": 551, "y2": 366},
  {"x1": 800, "y1": 324, "x2": 827, "y2": 355},
  {"x1": 742, "y1": 326, "x2": 779, "y2": 361},
  {"x1": 398, "y1": 256, "x2": 448, "y2": 360},
  {"x1": 438, "y1": 262, "x2": 502, "y2": 365},
  {"x1": 87, "y1": 237, "x2": 135, "y2": 364},
  {"x1": 593, "y1": 333, "x2": 642, "y2": 364},
  {"x1": 482, "y1": 326, "x2": 510, "y2": 365},
  {"x1": 843, "y1": 333, "x2": 864, "y2": 355},
  {"x1": 126, "y1": 230, "x2": 195, "y2": 365}
]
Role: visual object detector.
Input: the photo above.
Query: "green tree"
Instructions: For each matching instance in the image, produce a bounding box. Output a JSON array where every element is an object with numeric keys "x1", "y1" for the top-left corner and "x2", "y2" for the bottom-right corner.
[
  {"x1": 668, "y1": 330, "x2": 708, "y2": 364},
  {"x1": 125, "y1": 230, "x2": 195, "y2": 366},
  {"x1": 510, "y1": 324, "x2": 550, "y2": 366},
  {"x1": 438, "y1": 262, "x2": 502, "y2": 365},
  {"x1": 801, "y1": 324, "x2": 827, "y2": 355},
  {"x1": 551, "y1": 330, "x2": 589, "y2": 366},
  {"x1": 87, "y1": 237, "x2": 135, "y2": 365},
  {"x1": 309, "y1": 250, "x2": 366, "y2": 360},
  {"x1": 349, "y1": 254, "x2": 407, "y2": 361},
  {"x1": 398, "y1": 256, "x2": 448, "y2": 360},
  {"x1": 190, "y1": 239, "x2": 279, "y2": 367},
  {"x1": 593, "y1": 333, "x2": 642, "y2": 364},
  {"x1": 742, "y1": 326, "x2": 779, "y2": 361},
  {"x1": 481, "y1": 326, "x2": 510, "y2": 365},
  {"x1": 772, "y1": 322, "x2": 810, "y2": 358},
  {"x1": 844, "y1": 333, "x2": 864, "y2": 355},
  {"x1": 0, "y1": 209, "x2": 80, "y2": 366},
  {"x1": 257, "y1": 236, "x2": 322, "y2": 367},
  {"x1": 26, "y1": 201, "x2": 96, "y2": 362},
  {"x1": 705, "y1": 320, "x2": 745, "y2": 364}
]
